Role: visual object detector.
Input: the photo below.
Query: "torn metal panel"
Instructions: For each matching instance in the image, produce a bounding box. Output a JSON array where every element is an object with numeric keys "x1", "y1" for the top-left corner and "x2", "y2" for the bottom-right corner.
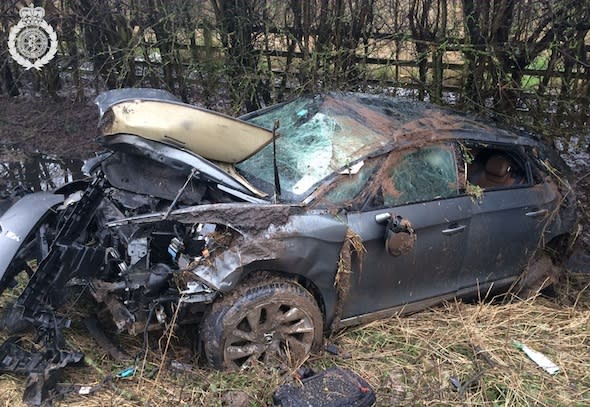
[
  {"x1": 0, "y1": 331, "x2": 83, "y2": 406},
  {"x1": 106, "y1": 202, "x2": 296, "y2": 231},
  {"x1": 190, "y1": 214, "x2": 349, "y2": 295}
]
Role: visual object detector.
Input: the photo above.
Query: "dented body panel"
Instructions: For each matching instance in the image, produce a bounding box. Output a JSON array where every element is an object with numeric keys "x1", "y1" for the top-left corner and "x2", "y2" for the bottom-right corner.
[
  {"x1": 345, "y1": 196, "x2": 473, "y2": 317},
  {"x1": 191, "y1": 213, "x2": 348, "y2": 321},
  {"x1": 0, "y1": 192, "x2": 63, "y2": 288}
]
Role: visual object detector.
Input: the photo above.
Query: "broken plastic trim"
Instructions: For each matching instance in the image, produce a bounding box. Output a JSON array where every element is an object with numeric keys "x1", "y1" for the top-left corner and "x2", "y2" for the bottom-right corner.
[{"x1": 0, "y1": 317, "x2": 84, "y2": 406}]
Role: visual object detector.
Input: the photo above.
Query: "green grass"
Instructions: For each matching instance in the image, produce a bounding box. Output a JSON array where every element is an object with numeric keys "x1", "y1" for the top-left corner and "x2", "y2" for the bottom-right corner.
[{"x1": 521, "y1": 54, "x2": 551, "y2": 90}]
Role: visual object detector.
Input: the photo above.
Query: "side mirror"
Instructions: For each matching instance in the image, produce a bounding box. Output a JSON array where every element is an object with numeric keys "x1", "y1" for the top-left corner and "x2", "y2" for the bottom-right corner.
[{"x1": 384, "y1": 214, "x2": 416, "y2": 257}]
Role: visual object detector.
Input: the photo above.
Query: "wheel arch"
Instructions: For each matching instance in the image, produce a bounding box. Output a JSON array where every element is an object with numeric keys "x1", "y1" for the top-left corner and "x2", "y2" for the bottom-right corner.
[
  {"x1": 544, "y1": 232, "x2": 575, "y2": 263},
  {"x1": 238, "y1": 266, "x2": 328, "y2": 324}
]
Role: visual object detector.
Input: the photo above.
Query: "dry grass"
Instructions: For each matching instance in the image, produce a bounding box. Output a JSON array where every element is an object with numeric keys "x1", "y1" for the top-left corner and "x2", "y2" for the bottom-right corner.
[{"x1": 1, "y1": 273, "x2": 589, "y2": 407}]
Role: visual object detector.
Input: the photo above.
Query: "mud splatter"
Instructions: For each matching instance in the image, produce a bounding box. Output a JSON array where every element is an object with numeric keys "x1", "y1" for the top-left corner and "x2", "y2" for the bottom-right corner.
[{"x1": 330, "y1": 228, "x2": 365, "y2": 333}]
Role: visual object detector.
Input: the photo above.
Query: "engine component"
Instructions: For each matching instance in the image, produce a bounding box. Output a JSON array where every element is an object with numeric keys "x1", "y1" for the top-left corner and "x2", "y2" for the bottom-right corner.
[
  {"x1": 168, "y1": 237, "x2": 184, "y2": 262},
  {"x1": 155, "y1": 305, "x2": 167, "y2": 324},
  {"x1": 127, "y1": 237, "x2": 148, "y2": 265}
]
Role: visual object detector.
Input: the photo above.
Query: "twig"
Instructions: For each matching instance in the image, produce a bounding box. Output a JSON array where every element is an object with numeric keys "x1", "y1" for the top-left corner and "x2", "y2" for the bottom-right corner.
[{"x1": 145, "y1": 296, "x2": 184, "y2": 404}]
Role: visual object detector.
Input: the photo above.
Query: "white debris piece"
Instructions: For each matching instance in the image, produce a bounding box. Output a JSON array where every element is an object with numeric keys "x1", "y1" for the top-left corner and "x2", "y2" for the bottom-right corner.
[{"x1": 514, "y1": 341, "x2": 560, "y2": 375}]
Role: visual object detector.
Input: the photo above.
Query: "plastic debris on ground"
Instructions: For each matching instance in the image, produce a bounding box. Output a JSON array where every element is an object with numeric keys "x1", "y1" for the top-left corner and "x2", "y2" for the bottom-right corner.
[{"x1": 514, "y1": 341, "x2": 560, "y2": 375}]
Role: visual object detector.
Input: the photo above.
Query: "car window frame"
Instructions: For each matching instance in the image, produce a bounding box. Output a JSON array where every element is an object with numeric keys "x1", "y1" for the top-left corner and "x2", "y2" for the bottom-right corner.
[
  {"x1": 308, "y1": 155, "x2": 385, "y2": 211},
  {"x1": 459, "y1": 141, "x2": 534, "y2": 193},
  {"x1": 360, "y1": 141, "x2": 463, "y2": 211}
]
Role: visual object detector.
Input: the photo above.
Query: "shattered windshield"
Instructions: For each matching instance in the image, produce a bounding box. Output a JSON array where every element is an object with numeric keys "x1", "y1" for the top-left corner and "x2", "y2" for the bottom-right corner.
[{"x1": 237, "y1": 95, "x2": 392, "y2": 201}]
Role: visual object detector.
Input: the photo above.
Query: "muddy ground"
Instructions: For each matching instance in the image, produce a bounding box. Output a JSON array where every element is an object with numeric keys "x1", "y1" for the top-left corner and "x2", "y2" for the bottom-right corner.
[{"x1": 0, "y1": 95, "x2": 99, "y2": 160}]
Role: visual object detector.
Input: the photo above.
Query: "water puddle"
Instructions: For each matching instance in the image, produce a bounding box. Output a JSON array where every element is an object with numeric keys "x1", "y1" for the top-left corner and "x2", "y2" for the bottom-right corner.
[{"x1": 0, "y1": 146, "x2": 84, "y2": 193}]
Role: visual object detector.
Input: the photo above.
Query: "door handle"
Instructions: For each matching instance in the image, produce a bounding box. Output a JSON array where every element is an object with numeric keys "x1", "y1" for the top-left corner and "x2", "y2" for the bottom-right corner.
[
  {"x1": 525, "y1": 209, "x2": 548, "y2": 218},
  {"x1": 441, "y1": 224, "x2": 466, "y2": 235}
]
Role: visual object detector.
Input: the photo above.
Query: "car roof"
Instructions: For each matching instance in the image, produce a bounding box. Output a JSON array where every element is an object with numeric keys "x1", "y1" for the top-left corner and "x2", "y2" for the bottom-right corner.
[{"x1": 244, "y1": 92, "x2": 539, "y2": 154}]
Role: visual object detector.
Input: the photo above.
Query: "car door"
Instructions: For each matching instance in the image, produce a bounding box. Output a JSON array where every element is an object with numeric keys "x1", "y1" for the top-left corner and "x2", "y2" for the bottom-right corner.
[
  {"x1": 458, "y1": 144, "x2": 554, "y2": 290},
  {"x1": 321, "y1": 143, "x2": 473, "y2": 319}
]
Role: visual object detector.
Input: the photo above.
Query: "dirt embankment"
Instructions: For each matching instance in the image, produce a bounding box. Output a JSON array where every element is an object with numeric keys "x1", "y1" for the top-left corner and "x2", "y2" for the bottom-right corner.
[{"x1": 0, "y1": 96, "x2": 100, "y2": 160}]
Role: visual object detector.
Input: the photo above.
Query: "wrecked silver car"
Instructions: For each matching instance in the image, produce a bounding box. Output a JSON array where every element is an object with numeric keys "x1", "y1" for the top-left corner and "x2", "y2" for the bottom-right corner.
[{"x1": 0, "y1": 89, "x2": 577, "y2": 402}]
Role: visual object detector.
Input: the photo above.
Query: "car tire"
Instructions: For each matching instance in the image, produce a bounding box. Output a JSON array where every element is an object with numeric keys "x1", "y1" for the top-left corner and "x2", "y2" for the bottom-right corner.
[
  {"x1": 516, "y1": 253, "x2": 562, "y2": 298},
  {"x1": 201, "y1": 278, "x2": 323, "y2": 370}
]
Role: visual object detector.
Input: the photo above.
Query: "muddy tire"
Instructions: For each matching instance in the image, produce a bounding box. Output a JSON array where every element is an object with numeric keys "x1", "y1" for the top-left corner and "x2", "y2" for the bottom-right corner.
[
  {"x1": 516, "y1": 253, "x2": 562, "y2": 298},
  {"x1": 201, "y1": 279, "x2": 323, "y2": 370}
]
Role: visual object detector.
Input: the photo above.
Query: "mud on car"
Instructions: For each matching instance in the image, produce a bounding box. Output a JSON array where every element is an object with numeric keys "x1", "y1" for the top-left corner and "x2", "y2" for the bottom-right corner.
[{"x1": 0, "y1": 90, "x2": 577, "y2": 401}]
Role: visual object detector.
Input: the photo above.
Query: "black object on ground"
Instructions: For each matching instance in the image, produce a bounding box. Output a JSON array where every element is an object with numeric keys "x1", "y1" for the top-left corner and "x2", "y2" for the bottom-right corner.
[{"x1": 273, "y1": 367, "x2": 376, "y2": 407}]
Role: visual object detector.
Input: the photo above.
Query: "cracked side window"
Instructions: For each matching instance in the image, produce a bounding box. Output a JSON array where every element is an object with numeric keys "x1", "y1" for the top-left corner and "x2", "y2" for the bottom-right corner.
[
  {"x1": 314, "y1": 157, "x2": 382, "y2": 210},
  {"x1": 370, "y1": 144, "x2": 459, "y2": 208}
]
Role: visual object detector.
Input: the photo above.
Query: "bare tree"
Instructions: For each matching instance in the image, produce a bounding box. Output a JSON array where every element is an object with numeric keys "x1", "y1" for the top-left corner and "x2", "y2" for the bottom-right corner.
[{"x1": 408, "y1": 0, "x2": 447, "y2": 101}]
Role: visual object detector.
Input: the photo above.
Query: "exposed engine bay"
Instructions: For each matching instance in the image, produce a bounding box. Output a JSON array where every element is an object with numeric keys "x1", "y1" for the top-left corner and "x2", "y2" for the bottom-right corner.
[{"x1": 0, "y1": 151, "x2": 246, "y2": 404}]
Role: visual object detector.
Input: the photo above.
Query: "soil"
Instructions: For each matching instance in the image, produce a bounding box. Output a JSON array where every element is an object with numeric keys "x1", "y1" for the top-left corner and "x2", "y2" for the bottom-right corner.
[{"x1": 0, "y1": 95, "x2": 100, "y2": 160}]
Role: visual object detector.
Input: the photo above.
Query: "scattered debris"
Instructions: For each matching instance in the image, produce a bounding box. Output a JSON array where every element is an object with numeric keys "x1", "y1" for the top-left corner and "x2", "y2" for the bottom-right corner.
[
  {"x1": 450, "y1": 344, "x2": 497, "y2": 397},
  {"x1": 325, "y1": 343, "x2": 352, "y2": 359},
  {"x1": 449, "y1": 371, "x2": 485, "y2": 396},
  {"x1": 169, "y1": 360, "x2": 195, "y2": 374},
  {"x1": 51, "y1": 376, "x2": 113, "y2": 402},
  {"x1": 325, "y1": 343, "x2": 340, "y2": 355},
  {"x1": 116, "y1": 366, "x2": 136, "y2": 378},
  {"x1": 294, "y1": 366, "x2": 315, "y2": 380},
  {"x1": 514, "y1": 341, "x2": 560, "y2": 375},
  {"x1": 0, "y1": 333, "x2": 83, "y2": 406}
]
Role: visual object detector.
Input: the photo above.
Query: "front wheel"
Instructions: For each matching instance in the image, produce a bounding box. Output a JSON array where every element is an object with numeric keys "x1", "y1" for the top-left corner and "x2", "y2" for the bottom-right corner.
[{"x1": 201, "y1": 279, "x2": 323, "y2": 370}]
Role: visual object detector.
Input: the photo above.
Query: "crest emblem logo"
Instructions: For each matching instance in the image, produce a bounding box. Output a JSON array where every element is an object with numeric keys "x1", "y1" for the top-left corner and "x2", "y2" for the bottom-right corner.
[{"x1": 8, "y1": 4, "x2": 58, "y2": 71}]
